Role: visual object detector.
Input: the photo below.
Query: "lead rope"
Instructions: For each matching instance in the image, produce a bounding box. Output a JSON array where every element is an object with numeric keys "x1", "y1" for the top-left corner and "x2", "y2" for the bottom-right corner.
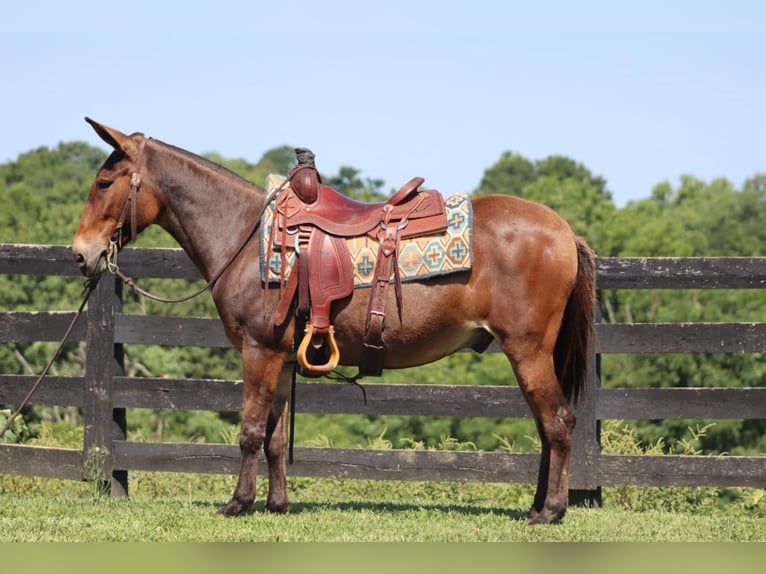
[{"x1": 0, "y1": 277, "x2": 99, "y2": 440}]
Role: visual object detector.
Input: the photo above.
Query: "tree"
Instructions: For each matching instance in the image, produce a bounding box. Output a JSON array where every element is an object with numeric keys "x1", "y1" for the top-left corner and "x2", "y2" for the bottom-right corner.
[
  {"x1": 472, "y1": 151, "x2": 535, "y2": 197},
  {"x1": 322, "y1": 166, "x2": 388, "y2": 202}
]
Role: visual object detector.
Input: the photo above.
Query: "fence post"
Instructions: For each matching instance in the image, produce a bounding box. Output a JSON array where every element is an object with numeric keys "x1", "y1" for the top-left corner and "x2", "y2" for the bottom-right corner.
[
  {"x1": 569, "y1": 290, "x2": 603, "y2": 507},
  {"x1": 82, "y1": 273, "x2": 127, "y2": 496}
]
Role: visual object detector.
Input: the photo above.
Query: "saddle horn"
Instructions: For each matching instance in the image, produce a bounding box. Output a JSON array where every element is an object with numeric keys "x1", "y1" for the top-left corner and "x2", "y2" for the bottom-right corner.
[{"x1": 289, "y1": 147, "x2": 320, "y2": 204}]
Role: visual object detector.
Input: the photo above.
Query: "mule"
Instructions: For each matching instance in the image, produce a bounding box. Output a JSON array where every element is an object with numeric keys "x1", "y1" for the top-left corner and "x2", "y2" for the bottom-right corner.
[{"x1": 72, "y1": 118, "x2": 596, "y2": 525}]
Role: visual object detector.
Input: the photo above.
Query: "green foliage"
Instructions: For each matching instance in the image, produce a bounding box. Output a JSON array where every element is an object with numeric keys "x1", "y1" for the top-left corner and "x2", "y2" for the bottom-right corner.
[
  {"x1": 127, "y1": 409, "x2": 237, "y2": 444},
  {"x1": 600, "y1": 420, "x2": 759, "y2": 515},
  {"x1": 28, "y1": 419, "x2": 84, "y2": 448},
  {"x1": 0, "y1": 409, "x2": 29, "y2": 443},
  {"x1": 294, "y1": 399, "x2": 538, "y2": 454},
  {"x1": 0, "y1": 141, "x2": 107, "y2": 245},
  {"x1": 322, "y1": 165, "x2": 388, "y2": 201},
  {"x1": 614, "y1": 174, "x2": 766, "y2": 257},
  {"x1": 202, "y1": 145, "x2": 294, "y2": 188}
]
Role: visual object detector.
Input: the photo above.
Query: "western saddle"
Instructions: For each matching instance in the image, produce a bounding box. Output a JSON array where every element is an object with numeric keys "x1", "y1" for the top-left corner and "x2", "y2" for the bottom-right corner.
[{"x1": 269, "y1": 148, "x2": 448, "y2": 377}]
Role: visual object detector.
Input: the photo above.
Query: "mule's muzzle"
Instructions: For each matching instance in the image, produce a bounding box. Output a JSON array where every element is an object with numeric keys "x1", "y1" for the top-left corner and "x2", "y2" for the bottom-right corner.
[{"x1": 72, "y1": 241, "x2": 108, "y2": 278}]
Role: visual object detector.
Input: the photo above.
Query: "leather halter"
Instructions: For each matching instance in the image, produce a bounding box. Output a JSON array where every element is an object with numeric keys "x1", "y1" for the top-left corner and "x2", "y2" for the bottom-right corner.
[{"x1": 108, "y1": 138, "x2": 148, "y2": 267}]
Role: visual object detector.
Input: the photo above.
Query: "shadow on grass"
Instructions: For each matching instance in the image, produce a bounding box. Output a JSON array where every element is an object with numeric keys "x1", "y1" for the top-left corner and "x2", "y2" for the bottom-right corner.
[
  {"x1": 191, "y1": 499, "x2": 528, "y2": 521},
  {"x1": 291, "y1": 499, "x2": 528, "y2": 520}
]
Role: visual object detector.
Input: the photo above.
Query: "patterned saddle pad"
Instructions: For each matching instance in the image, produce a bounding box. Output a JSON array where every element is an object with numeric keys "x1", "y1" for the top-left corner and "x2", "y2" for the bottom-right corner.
[{"x1": 260, "y1": 175, "x2": 473, "y2": 287}]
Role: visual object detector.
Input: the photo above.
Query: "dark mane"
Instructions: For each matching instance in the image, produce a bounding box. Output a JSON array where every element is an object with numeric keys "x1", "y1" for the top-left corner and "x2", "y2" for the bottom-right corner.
[{"x1": 152, "y1": 137, "x2": 262, "y2": 188}]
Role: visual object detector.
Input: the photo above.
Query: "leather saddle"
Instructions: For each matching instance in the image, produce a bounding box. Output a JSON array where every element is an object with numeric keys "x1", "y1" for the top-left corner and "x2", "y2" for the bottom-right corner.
[{"x1": 269, "y1": 149, "x2": 448, "y2": 377}]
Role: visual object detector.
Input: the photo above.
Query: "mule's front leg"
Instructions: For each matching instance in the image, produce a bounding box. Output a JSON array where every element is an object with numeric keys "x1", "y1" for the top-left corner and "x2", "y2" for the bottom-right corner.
[
  {"x1": 263, "y1": 367, "x2": 293, "y2": 513},
  {"x1": 218, "y1": 345, "x2": 286, "y2": 517}
]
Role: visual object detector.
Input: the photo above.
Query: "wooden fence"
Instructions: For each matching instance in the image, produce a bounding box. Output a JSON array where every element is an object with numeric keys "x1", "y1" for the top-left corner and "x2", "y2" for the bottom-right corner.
[{"x1": 1, "y1": 243, "x2": 765, "y2": 501}]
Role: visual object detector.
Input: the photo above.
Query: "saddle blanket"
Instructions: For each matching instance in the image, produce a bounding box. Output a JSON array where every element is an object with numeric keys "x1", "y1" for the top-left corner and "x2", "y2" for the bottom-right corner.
[{"x1": 259, "y1": 175, "x2": 473, "y2": 287}]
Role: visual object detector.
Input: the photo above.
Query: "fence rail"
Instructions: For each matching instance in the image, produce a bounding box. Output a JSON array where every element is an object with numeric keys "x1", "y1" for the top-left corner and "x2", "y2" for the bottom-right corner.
[{"x1": 1, "y1": 244, "x2": 765, "y2": 497}]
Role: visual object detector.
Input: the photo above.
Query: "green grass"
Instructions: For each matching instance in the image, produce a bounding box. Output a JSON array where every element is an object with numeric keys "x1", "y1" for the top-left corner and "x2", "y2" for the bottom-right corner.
[
  {"x1": 2, "y1": 418, "x2": 764, "y2": 542},
  {"x1": 1, "y1": 473, "x2": 764, "y2": 542}
]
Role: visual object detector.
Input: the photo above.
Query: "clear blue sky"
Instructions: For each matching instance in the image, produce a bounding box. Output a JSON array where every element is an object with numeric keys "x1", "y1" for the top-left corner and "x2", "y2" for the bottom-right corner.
[{"x1": 2, "y1": 0, "x2": 764, "y2": 206}]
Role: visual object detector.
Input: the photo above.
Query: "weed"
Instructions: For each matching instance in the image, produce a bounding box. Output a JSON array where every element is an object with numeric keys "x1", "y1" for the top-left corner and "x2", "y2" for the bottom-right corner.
[
  {"x1": 601, "y1": 420, "x2": 721, "y2": 513},
  {"x1": 0, "y1": 409, "x2": 29, "y2": 444}
]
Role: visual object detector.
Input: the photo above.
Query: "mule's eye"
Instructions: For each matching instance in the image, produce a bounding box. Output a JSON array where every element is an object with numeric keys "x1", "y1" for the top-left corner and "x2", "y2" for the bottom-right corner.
[{"x1": 96, "y1": 179, "x2": 112, "y2": 191}]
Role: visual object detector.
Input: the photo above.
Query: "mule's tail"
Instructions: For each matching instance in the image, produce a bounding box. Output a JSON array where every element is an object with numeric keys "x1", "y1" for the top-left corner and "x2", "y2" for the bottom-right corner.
[{"x1": 554, "y1": 235, "x2": 597, "y2": 405}]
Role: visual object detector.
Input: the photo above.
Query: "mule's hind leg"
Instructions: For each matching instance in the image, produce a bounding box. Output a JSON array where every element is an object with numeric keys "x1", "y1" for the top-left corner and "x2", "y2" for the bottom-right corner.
[
  {"x1": 219, "y1": 345, "x2": 287, "y2": 517},
  {"x1": 509, "y1": 350, "x2": 575, "y2": 525},
  {"x1": 263, "y1": 367, "x2": 293, "y2": 513}
]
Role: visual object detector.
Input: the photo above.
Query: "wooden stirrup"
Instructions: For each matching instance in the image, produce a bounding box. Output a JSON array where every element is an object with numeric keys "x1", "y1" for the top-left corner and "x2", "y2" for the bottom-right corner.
[{"x1": 296, "y1": 324, "x2": 340, "y2": 376}]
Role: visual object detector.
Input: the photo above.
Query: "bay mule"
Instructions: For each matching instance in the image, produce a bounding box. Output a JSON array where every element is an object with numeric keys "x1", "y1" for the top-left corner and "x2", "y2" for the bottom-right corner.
[{"x1": 72, "y1": 118, "x2": 596, "y2": 524}]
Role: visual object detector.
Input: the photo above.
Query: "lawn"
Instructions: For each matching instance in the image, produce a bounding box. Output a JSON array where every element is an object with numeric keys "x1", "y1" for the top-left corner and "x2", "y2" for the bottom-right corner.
[{"x1": 1, "y1": 473, "x2": 764, "y2": 542}]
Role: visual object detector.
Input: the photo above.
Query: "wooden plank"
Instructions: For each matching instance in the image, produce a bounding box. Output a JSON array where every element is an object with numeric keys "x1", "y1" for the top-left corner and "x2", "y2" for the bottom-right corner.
[
  {"x1": 3, "y1": 442, "x2": 763, "y2": 489},
  {"x1": 0, "y1": 444, "x2": 83, "y2": 480},
  {"x1": 597, "y1": 257, "x2": 766, "y2": 289},
  {"x1": 112, "y1": 440, "x2": 241, "y2": 475},
  {"x1": 0, "y1": 311, "x2": 86, "y2": 342},
  {"x1": 0, "y1": 375, "x2": 85, "y2": 407},
  {"x1": 3, "y1": 246, "x2": 766, "y2": 289},
  {"x1": 113, "y1": 377, "x2": 244, "y2": 411},
  {"x1": 111, "y1": 441, "x2": 541, "y2": 483},
  {"x1": 111, "y1": 378, "x2": 532, "y2": 418},
  {"x1": 0, "y1": 244, "x2": 197, "y2": 280},
  {"x1": 598, "y1": 387, "x2": 766, "y2": 420},
  {"x1": 115, "y1": 315, "x2": 231, "y2": 347},
  {"x1": 115, "y1": 247, "x2": 200, "y2": 280},
  {"x1": 294, "y1": 382, "x2": 531, "y2": 418},
  {"x1": 114, "y1": 443, "x2": 766, "y2": 488},
  {"x1": 598, "y1": 454, "x2": 766, "y2": 488},
  {"x1": 596, "y1": 322, "x2": 766, "y2": 353},
  {"x1": 288, "y1": 447, "x2": 540, "y2": 483},
  {"x1": 0, "y1": 244, "x2": 80, "y2": 277},
  {"x1": 7, "y1": 305, "x2": 760, "y2": 355},
  {"x1": 5, "y1": 375, "x2": 762, "y2": 424}
]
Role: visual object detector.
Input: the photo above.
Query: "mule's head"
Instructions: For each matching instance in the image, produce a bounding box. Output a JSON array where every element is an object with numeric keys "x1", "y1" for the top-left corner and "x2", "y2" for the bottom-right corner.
[{"x1": 72, "y1": 118, "x2": 160, "y2": 277}]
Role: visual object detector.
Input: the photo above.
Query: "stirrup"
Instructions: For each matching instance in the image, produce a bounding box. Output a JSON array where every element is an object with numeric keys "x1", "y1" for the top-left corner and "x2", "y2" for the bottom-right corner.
[{"x1": 296, "y1": 324, "x2": 340, "y2": 377}]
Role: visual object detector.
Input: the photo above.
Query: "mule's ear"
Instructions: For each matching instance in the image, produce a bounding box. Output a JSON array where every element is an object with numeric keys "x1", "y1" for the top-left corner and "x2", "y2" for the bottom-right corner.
[{"x1": 85, "y1": 117, "x2": 137, "y2": 156}]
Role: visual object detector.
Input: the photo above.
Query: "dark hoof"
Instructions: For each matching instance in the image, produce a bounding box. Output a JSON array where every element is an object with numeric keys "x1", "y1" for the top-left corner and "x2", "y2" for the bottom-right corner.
[
  {"x1": 217, "y1": 499, "x2": 252, "y2": 517},
  {"x1": 525, "y1": 505, "x2": 566, "y2": 525},
  {"x1": 265, "y1": 502, "x2": 289, "y2": 514}
]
